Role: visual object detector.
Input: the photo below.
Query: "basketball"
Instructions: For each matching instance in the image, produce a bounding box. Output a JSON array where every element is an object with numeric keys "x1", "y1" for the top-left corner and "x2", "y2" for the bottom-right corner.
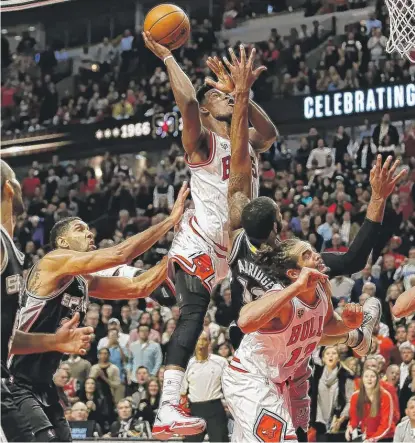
[{"x1": 144, "y1": 4, "x2": 190, "y2": 50}]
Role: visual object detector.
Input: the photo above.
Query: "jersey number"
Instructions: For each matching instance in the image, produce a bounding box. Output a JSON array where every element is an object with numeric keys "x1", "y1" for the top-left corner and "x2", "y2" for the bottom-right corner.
[
  {"x1": 284, "y1": 342, "x2": 317, "y2": 368},
  {"x1": 237, "y1": 276, "x2": 264, "y2": 304},
  {"x1": 221, "y1": 155, "x2": 258, "y2": 181},
  {"x1": 5, "y1": 274, "x2": 21, "y2": 295}
]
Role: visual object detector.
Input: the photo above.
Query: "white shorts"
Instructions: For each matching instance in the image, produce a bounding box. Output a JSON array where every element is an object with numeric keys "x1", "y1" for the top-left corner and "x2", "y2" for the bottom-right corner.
[
  {"x1": 168, "y1": 210, "x2": 228, "y2": 293},
  {"x1": 222, "y1": 364, "x2": 298, "y2": 443}
]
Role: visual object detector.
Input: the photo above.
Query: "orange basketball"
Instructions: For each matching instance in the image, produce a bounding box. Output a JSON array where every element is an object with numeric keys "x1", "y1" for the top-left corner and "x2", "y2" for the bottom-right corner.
[{"x1": 144, "y1": 4, "x2": 190, "y2": 50}]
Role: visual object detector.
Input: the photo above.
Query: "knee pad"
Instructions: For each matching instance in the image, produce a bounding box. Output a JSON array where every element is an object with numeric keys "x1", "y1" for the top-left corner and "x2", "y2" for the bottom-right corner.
[{"x1": 35, "y1": 428, "x2": 59, "y2": 442}]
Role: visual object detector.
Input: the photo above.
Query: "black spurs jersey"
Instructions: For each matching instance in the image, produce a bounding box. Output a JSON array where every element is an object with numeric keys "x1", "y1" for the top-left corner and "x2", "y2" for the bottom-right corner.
[
  {"x1": 1, "y1": 226, "x2": 25, "y2": 376},
  {"x1": 9, "y1": 265, "x2": 89, "y2": 384},
  {"x1": 228, "y1": 230, "x2": 283, "y2": 349}
]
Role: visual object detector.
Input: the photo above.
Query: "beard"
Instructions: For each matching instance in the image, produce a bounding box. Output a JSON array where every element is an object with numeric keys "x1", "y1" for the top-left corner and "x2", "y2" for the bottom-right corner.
[{"x1": 11, "y1": 182, "x2": 25, "y2": 217}]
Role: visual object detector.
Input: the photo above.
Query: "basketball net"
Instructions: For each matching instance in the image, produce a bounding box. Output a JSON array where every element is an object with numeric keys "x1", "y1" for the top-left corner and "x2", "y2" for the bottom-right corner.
[{"x1": 385, "y1": 0, "x2": 415, "y2": 62}]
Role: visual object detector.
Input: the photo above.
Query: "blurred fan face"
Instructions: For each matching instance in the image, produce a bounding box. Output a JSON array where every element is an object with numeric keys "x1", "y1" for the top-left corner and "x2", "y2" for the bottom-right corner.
[
  {"x1": 362, "y1": 369, "x2": 378, "y2": 390},
  {"x1": 117, "y1": 401, "x2": 132, "y2": 420}
]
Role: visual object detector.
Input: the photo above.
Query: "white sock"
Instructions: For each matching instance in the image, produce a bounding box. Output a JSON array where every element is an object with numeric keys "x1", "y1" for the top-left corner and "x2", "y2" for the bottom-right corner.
[{"x1": 160, "y1": 369, "x2": 184, "y2": 406}]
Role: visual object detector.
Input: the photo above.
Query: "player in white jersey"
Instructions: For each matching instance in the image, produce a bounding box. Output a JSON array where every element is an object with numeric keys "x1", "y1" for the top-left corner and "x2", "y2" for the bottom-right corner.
[
  {"x1": 219, "y1": 61, "x2": 368, "y2": 442},
  {"x1": 143, "y1": 33, "x2": 277, "y2": 438}
]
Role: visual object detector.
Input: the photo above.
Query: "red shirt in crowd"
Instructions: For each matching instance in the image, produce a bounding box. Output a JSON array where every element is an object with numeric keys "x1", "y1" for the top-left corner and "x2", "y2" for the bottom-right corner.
[
  {"x1": 349, "y1": 388, "x2": 395, "y2": 440},
  {"x1": 353, "y1": 379, "x2": 400, "y2": 425},
  {"x1": 383, "y1": 252, "x2": 406, "y2": 269},
  {"x1": 1, "y1": 86, "x2": 16, "y2": 108},
  {"x1": 22, "y1": 176, "x2": 41, "y2": 198},
  {"x1": 80, "y1": 178, "x2": 98, "y2": 194},
  {"x1": 327, "y1": 201, "x2": 353, "y2": 213},
  {"x1": 324, "y1": 246, "x2": 349, "y2": 253}
]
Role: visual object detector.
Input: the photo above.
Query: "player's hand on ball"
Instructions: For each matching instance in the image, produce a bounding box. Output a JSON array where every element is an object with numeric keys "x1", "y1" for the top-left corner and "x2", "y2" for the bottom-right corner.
[
  {"x1": 223, "y1": 45, "x2": 266, "y2": 93},
  {"x1": 55, "y1": 312, "x2": 94, "y2": 356},
  {"x1": 205, "y1": 56, "x2": 234, "y2": 93},
  {"x1": 142, "y1": 31, "x2": 172, "y2": 60},
  {"x1": 170, "y1": 181, "x2": 190, "y2": 225},
  {"x1": 342, "y1": 303, "x2": 364, "y2": 329}
]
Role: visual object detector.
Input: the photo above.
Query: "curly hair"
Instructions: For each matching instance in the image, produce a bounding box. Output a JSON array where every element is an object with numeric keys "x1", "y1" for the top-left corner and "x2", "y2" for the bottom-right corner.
[{"x1": 254, "y1": 238, "x2": 305, "y2": 285}]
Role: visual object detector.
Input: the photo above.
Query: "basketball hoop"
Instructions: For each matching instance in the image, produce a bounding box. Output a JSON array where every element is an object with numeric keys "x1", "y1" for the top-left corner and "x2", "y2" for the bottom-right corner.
[{"x1": 384, "y1": 0, "x2": 415, "y2": 62}]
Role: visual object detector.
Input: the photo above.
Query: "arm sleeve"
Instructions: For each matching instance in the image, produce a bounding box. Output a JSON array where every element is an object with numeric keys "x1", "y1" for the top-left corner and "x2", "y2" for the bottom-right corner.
[
  {"x1": 321, "y1": 218, "x2": 381, "y2": 278},
  {"x1": 371, "y1": 390, "x2": 394, "y2": 441}
]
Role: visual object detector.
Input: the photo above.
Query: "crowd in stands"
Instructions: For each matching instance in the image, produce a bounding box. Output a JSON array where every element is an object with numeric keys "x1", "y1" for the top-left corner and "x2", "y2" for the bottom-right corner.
[
  {"x1": 4, "y1": 3, "x2": 414, "y2": 140},
  {"x1": 10, "y1": 110, "x2": 415, "y2": 440}
]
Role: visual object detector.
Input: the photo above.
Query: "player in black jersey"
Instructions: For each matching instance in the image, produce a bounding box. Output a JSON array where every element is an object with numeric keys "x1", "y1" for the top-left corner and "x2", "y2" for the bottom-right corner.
[
  {"x1": 7, "y1": 182, "x2": 189, "y2": 442},
  {"x1": 1, "y1": 160, "x2": 97, "y2": 442},
  {"x1": 218, "y1": 50, "x2": 407, "y2": 441}
]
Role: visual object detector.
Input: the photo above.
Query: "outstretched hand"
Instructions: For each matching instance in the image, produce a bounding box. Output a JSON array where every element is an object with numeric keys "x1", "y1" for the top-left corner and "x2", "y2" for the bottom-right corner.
[
  {"x1": 295, "y1": 267, "x2": 328, "y2": 294},
  {"x1": 221, "y1": 45, "x2": 266, "y2": 93},
  {"x1": 54, "y1": 313, "x2": 94, "y2": 356},
  {"x1": 370, "y1": 154, "x2": 407, "y2": 199},
  {"x1": 205, "y1": 56, "x2": 235, "y2": 93}
]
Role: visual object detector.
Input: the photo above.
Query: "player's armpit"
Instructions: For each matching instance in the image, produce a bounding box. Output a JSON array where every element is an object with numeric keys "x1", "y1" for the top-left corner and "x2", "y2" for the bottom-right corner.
[{"x1": 86, "y1": 257, "x2": 168, "y2": 300}]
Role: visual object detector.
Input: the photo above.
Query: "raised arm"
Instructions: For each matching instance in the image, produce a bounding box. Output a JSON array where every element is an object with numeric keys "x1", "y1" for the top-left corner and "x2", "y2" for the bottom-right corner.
[
  {"x1": 223, "y1": 46, "x2": 266, "y2": 238},
  {"x1": 391, "y1": 286, "x2": 415, "y2": 318},
  {"x1": 238, "y1": 267, "x2": 327, "y2": 333},
  {"x1": 43, "y1": 183, "x2": 189, "y2": 278},
  {"x1": 322, "y1": 156, "x2": 407, "y2": 277},
  {"x1": 142, "y1": 32, "x2": 208, "y2": 159},
  {"x1": 206, "y1": 55, "x2": 277, "y2": 154},
  {"x1": 85, "y1": 257, "x2": 168, "y2": 300}
]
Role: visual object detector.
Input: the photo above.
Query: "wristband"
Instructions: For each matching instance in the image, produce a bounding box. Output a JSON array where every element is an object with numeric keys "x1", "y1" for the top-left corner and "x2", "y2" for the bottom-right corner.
[{"x1": 163, "y1": 55, "x2": 173, "y2": 64}]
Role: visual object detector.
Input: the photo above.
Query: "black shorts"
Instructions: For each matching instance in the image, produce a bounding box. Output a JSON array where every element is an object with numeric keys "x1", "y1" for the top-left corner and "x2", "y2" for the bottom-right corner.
[
  {"x1": 1, "y1": 379, "x2": 35, "y2": 442},
  {"x1": 8, "y1": 378, "x2": 72, "y2": 442}
]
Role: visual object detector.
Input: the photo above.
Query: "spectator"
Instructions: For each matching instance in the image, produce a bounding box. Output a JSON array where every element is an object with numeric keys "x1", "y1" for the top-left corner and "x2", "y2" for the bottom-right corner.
[
  {"x1": 346, "y1": 368, "x2": 395, "y2": 442},
  {"x1": 399, "y1": 362, "x2": 415, "y2": 419},
  {"x1": 373, "y1": 114, "x2": 400, "y2": 147},
  {"x1": 368, "y1": 28, "x2": 388, "y2": 63},
  {"x1": 69, "y1": 401, "x2": 103, "y2": 438},
  {"x1": 351, "y1": 264, "x2": 380, "y2": 303},
  {"x1": 399, "y1": 342, "x2": 415, "y2": 390},
  {"x1": 128, "y1": 324, "x2": 163, "y2": 379},
  {"x1": 60, "y1": 362, "x2": 80, "y2": 405},
  {"x1": 355, "y1": 136, "x2": 377, "y2": 172},
  {"x1": 90, "y1": 347, "x2": 123, "y2": 404},
  {"x1": 307, "y1": 138, "x2": 332, "y2": 170},
  {"x1": 215, "y1": 288, "x2": 233, "y2": 327},
  {"x1": 107, "y1": 329, "x2": 128, "y2": 382},
  {"x1": 181, "y1": 332, "x2": 229, "y2": 442},
  {"x1": 96, "y1": 37, "x2": 115, "y2": 74},
  {"x1": 130, "y1": 366, "x2": 150, "y2": 405},
  {"x1": 330, "y1": 275, "x2": 355, "y2": 300},
  {"x1": 394, "y1": 396, "x2": 415, "y2": 442},
  {"x1": 366, "y1": 13, "x2": 383, "y2": 35},
  {"x1": 341, "y1": 32, "x2": 363, "y2": 69},
  {"x1": 153, "y1": 175, "x2": 174, "y2": 211},
  {"x1": 84, "y1": 310, "x2": 100, "y2": 365},
  {"x1": 108, "y1": 399, "x2": 151, "y2": 438},
  {"x1": 54, "y1": 367, "x2": 71, "y2": 409},
  {"x1": 98, "y1": 318, "x2": 129, "y2": 350},
  {"x1": 78, "y1": 377, "x2": 111, "y2": 432},
  {"x1": 66, "y1": 354, "x2": 92, "y2": 385},
  {"x1": 333, "y1": 126, "x2": 351, "y2": 166},
  {"x1": 310, "y1": 347, "x2": 354, "y2": 441},
  {"x1": 146, "y1": 377, "x2": 161, "y2": 420}
]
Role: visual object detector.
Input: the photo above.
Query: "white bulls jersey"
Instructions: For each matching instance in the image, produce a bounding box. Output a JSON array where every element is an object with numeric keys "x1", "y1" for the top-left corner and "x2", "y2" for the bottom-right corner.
[
  {"x1": 233, "y1": 283, "x2": 329, "y2": 384},
  {"x1": 185, "y1": 130, "x2": 259, "y2": 248},
  {"x1": 169, "y1": 130, "x2": 259, "y2": 292}
]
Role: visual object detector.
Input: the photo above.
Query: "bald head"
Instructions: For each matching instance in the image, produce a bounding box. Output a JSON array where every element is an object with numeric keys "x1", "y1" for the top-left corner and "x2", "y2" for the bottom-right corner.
[
  {"x1": 1, "y1": 160, "x2": 24, "y2": 219},
  {"x1": 1, "y1": 160, "x2": 14, "y2": 197}
]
